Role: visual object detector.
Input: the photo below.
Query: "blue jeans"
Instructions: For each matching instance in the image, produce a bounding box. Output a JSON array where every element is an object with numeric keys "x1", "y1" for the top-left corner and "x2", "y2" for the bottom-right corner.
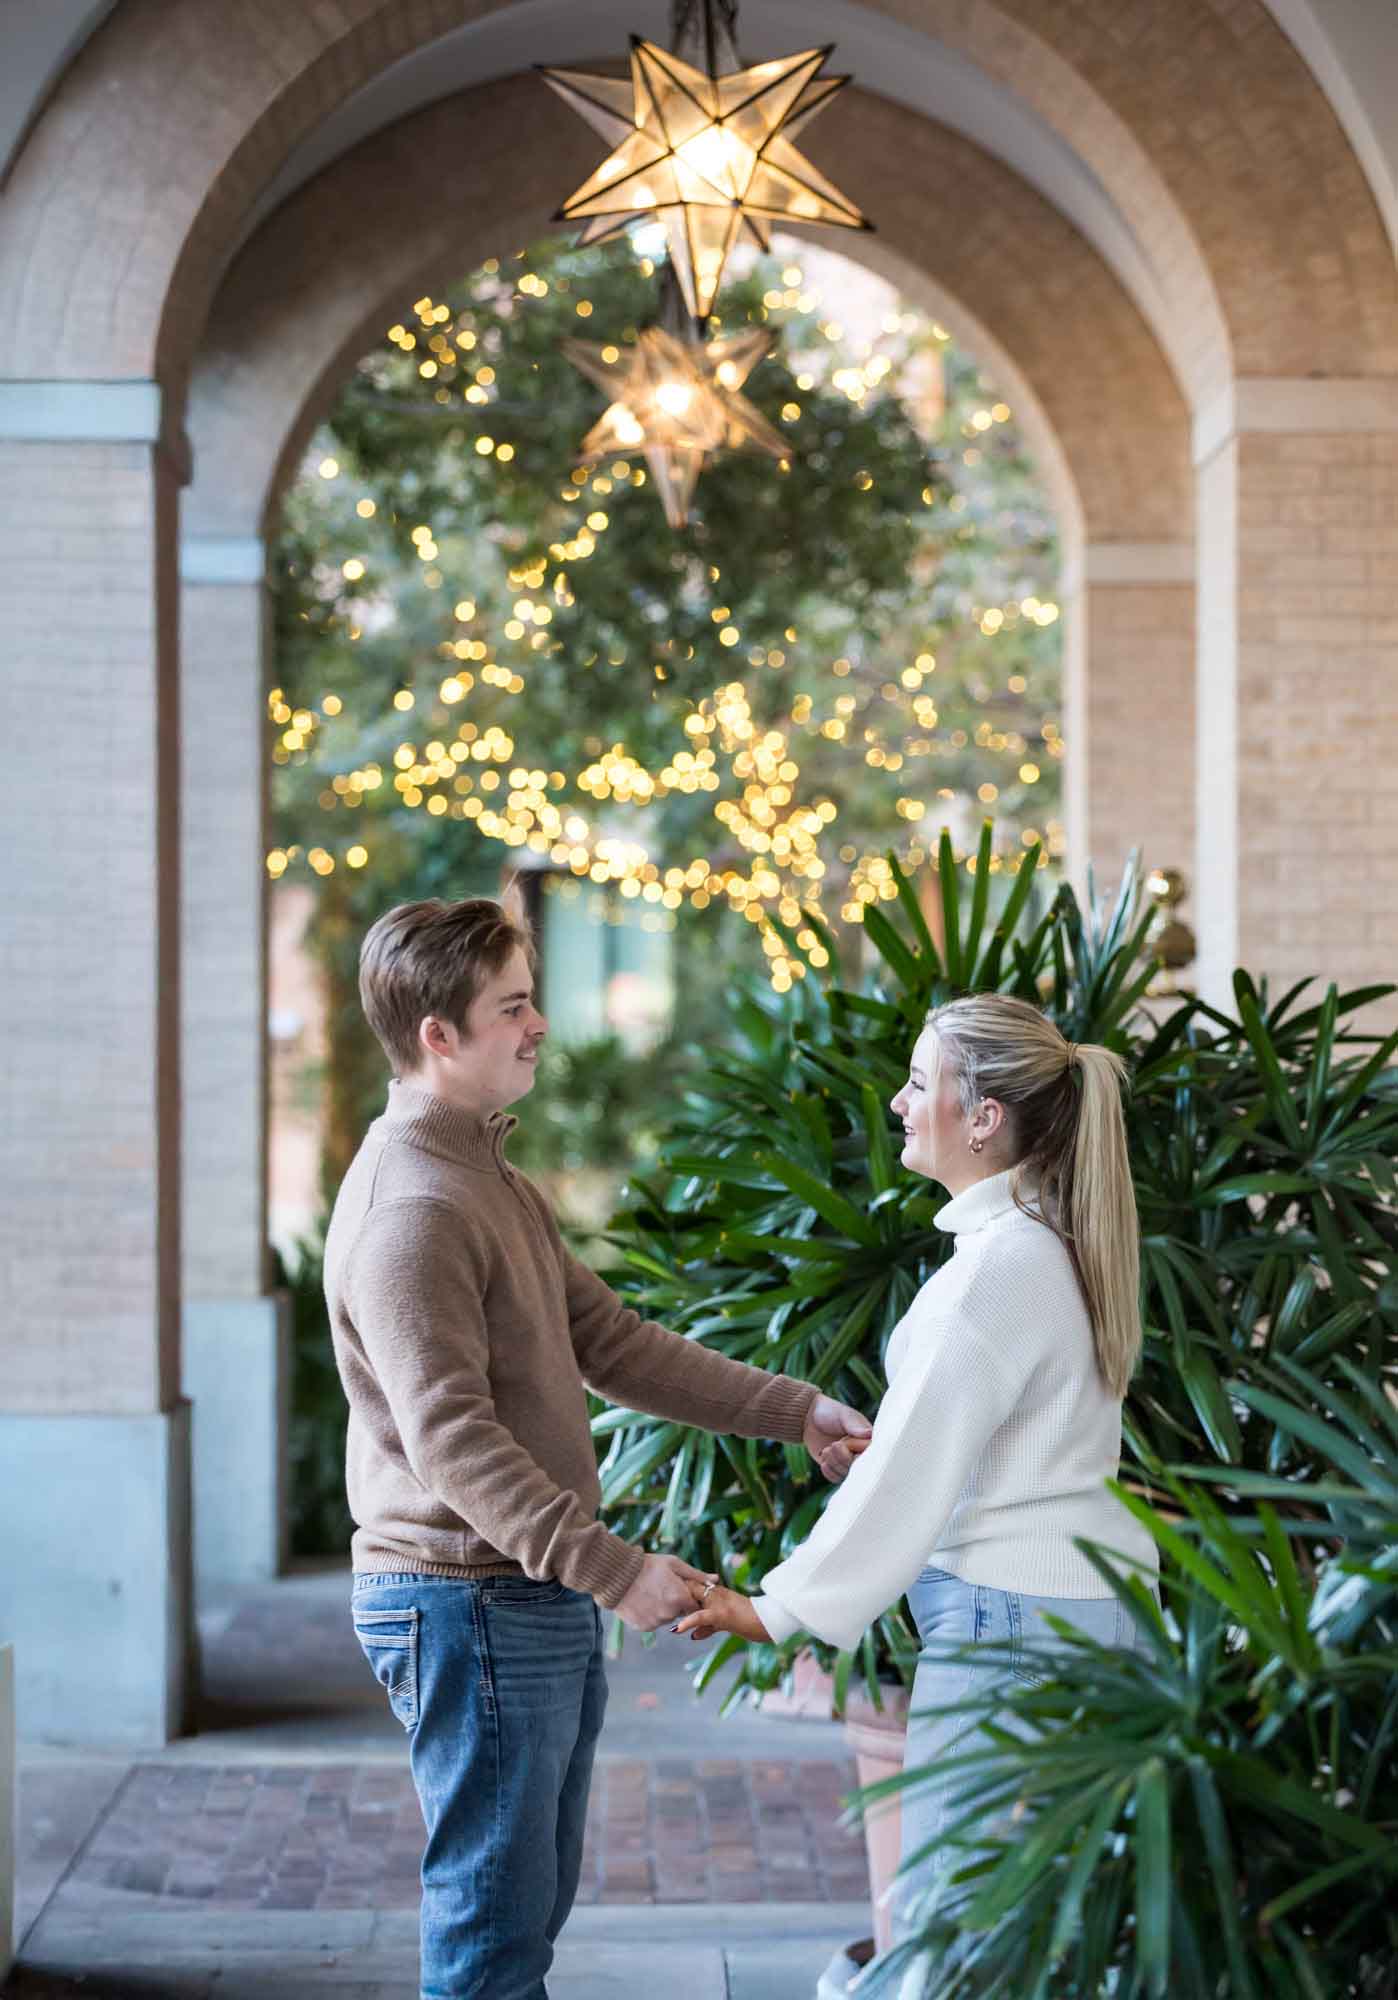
[
  {"x1": 893, "y1": 1566, "x2": 1151, "y2": 1945},
  {"x1": 351, "y1": 1571, "x2": 607, "y2": 2000}
]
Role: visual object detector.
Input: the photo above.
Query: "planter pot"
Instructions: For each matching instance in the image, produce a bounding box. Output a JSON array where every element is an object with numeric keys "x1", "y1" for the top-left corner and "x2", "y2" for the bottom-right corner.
[
  {"x1": 843, "y1": 1684, "x2": 910, "y2": 1958},
  {"x1": 760, "y1": 1660, "x2": 911, "y2": 1960},
  {"x1": 756, "y1": 1648, "x2": 841, "y2": 1721}
]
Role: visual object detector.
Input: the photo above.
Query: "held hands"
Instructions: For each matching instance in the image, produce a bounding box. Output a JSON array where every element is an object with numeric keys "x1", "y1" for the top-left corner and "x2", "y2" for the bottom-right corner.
[
  {"x1": 672, "y1": 1579, "x2": 771, "y2": 1645},
  {"x1": 615, "y1": 1553, "x2": 720, "y2": 1633},
  {"x1": 802, "y1": 1393, "x2": 875, "y2": 1482},
  {"x1": 616, "y1": 1397, "x2": 872, "y2": 1636}
]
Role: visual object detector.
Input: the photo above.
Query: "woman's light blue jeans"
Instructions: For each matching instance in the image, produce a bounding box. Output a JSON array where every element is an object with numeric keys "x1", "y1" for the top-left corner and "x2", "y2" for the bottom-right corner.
[
  {"x1": 892, "y1": 1565, "x2": 1150, "y2": 1946},
  {"x1": 351, "y1": 1571, "x2": 607, "y2": 2000}
]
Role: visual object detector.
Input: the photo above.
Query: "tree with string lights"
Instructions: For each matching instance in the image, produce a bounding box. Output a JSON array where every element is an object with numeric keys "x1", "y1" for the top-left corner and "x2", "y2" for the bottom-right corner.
[
  {"x1": 272, "y1": 233, "x2": 1061, "y2": 909},
  {"x1": 270, "y1": 227, "x2": 1063, "y2": 1193}
]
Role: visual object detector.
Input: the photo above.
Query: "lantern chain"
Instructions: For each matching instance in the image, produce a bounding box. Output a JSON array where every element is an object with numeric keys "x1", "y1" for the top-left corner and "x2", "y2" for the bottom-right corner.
[{"x1": 670, "y1": 0, "x2": 740, "y2": 66}]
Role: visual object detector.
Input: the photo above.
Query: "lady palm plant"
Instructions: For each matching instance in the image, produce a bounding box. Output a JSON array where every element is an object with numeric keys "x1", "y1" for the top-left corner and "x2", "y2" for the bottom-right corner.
[
  {"x1": 597, "y1": 823, "x2": 1398, "y2": 1709},
  {"x1": 859, "y1": 1361, "x2": 1398, "y2": 1998}
]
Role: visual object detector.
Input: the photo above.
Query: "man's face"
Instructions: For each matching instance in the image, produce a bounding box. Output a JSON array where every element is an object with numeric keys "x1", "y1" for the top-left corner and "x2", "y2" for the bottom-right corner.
[{"x1": 426, "y1": 945, "x2": 547, "y2": 1116}]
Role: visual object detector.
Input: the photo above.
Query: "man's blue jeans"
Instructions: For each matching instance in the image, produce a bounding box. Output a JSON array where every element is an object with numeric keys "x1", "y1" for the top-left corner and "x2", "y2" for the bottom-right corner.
[{"x1": 351, "y1": 1571, "x2": 607, "y2": 1999}]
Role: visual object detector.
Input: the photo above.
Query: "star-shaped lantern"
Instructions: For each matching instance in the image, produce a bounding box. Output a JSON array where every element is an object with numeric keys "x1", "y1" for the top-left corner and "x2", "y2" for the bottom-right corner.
[
  {"x1": 540, "y1": 4, "x2": 869, "y2": 322},
  {"x1": 563, "y1": 272, "x2": 787, "y2": 529}
]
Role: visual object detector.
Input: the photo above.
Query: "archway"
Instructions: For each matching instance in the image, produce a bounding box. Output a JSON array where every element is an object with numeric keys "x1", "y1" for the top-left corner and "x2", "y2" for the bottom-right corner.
[
  {"x1": 2, "y1": 0, "x2": 1394, "y2": 1745},
  {"x1": 176, "y1": 72, "x2": 1194, "y2": 1616}
]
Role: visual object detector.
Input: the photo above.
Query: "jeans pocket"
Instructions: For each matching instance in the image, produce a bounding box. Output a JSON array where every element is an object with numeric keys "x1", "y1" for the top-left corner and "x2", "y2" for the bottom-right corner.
[
  {"x1": 482, "y1": 1577, "x2": 567, "y2": 1608},
  {"x1": 353, "y1": 1606, "x2": 419, "y2": 1730},
  {"x1": 1009, "y1": 1593, "x2": 1055, "y2": 1686}
]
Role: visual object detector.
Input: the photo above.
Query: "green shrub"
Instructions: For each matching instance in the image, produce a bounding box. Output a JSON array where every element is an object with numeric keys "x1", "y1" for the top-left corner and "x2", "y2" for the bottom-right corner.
[
  {"x1": 595, "y1": 823, "x2": 1398, "y2": 1711},
  {"x1": 277, "y1": 1230, "x2": 355, "y2": 1559},
  {"x1": 859, "y1": 1360, "x2": 1398, "y2": 1998}
]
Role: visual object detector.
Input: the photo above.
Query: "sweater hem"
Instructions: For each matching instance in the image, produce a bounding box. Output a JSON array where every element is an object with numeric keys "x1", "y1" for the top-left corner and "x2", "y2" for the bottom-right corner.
[
  {"x1": 928, "y1": 1540, "x2": 1159, "y2": 1596},
  {"x1": 351, "y1": 1551, "x2": 525, "y2": 1582}
]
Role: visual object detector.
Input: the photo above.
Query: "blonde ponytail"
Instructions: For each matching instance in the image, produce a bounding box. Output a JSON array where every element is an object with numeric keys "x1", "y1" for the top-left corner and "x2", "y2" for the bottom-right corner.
[
  {"x1": 926, "y1": 996, "x2": 1142, "y2": 1397},
  {"x1": 1059, "y1": 1043, "x2": 1140, "y2": 1396}
]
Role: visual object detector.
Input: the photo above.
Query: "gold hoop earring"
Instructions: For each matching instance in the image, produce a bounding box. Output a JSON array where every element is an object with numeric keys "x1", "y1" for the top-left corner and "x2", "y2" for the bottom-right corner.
[{"x1": 970, "y1": 1138, "x2": 984, "y2": 1154}]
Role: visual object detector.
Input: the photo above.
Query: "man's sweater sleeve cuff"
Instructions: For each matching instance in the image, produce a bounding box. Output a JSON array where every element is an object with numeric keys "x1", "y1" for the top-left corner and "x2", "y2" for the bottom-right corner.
[
  {"x1": 569, "y1": 1531, "x2": 647, "y2": 1609},
  {"x1": 762, "y1": 1374, "x2": 820, "y2": 1444},
  {"x1": 753, "y1": 1591, "x2": 804, "y2": 1645}
]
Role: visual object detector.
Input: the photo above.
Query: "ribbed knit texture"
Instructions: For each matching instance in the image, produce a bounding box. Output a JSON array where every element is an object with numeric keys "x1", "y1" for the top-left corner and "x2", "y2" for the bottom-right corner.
[
  {"x1": 754, "y1": 1168, "x2": 1158, "y2": 1651},
  {"x1": 324, "y1": 1080, "x2": 819, "y2": 1607}
]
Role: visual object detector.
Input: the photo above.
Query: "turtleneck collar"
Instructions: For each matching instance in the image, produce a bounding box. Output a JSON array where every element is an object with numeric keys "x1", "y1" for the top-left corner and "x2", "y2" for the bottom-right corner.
[
  {"x1": 379, "y1": 1077, "x2": 516, "y2": 1173},
  {"x1": 934, "y1": 1166, "x2": 1037, "y2": 1236}
]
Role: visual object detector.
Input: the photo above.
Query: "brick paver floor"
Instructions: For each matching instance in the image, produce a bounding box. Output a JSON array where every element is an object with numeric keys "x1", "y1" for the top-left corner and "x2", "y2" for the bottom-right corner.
[
  {"x1": 56, "y1": 1753, "x2": 866, "y2": 1916},
  {"x1": 13, "y1": 1572, "x2": 876, "y2": 1993}
]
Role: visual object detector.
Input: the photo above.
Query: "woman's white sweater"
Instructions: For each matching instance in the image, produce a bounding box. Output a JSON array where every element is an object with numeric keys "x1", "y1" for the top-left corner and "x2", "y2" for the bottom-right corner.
[{"x1": 754, "y1": 1168, "x2": 1158, "y2": 1653}]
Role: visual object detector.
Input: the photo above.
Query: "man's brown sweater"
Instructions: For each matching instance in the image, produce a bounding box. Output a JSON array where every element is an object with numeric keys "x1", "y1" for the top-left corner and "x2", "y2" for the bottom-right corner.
[{"x1": 323, "y1": 1080, "x2": 820, "y2": 1607}]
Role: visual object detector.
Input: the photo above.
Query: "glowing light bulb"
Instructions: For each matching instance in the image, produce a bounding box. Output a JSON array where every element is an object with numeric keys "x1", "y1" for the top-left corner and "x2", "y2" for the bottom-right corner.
[{"x1": 655, "y1": 380, "x2": 693, "y2": 417}]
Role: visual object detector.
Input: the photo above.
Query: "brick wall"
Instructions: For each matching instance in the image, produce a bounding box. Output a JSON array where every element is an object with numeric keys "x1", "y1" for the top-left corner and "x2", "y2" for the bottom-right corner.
[
  {"x1": 0, "y1": 442, "x2": 181, "y2": 1413},
  {"x1": 1066, "y1": 580, "x2": 1196, "y2": 890},
  {"x1": 1235, "y1": 431, "x2": 1398, "y2": 1001}
]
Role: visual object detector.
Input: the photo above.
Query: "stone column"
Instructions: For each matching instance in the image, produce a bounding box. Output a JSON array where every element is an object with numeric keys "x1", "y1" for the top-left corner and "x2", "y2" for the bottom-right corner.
[
  {"x1": 0, "y1": 381, "x2": 192, "y2": 1746},
  {"x1": 1062, "y1": 542, "x2": 1196, "y2": 895},
  {"x1": 1194, "y1": 381, "x2": 1398, "y2": 1017},
  {"x1": 180, "y1": 535, "x2": 289, "y2": 1593}
]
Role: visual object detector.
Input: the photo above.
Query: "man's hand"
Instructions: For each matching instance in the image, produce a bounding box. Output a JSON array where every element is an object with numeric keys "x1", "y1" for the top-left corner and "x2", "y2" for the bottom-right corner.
[
  {"x1": 803, "y1": 1393, "x2": 874, "y2": 1483},
  {"x1": 614, "y1": 1553, "x2": 719, "y2": 1633}
]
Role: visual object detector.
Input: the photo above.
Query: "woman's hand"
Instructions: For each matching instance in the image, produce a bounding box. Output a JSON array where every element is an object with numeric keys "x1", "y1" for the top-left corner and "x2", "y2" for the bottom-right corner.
[{"x1": 672, "y1": 1581, "x2": 771, "y2": 1644}]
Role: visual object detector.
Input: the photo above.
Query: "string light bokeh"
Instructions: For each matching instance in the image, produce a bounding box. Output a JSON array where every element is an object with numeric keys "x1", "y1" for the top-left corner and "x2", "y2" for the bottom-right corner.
[{"x1": 270, "y1": 232, "x2": 1065, "y2": 992}]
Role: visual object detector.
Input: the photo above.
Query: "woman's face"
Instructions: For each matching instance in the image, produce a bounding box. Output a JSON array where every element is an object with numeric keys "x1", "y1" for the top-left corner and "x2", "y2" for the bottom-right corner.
[{"x1": 890, "y1": 1028, "x2": 970, "y2": 1183}]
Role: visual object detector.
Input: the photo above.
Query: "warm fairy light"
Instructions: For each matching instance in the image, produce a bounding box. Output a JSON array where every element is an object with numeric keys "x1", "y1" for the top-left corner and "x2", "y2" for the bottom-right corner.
[{"x1": 275, "y1": 265, "x2": 1059, "y2": 990}]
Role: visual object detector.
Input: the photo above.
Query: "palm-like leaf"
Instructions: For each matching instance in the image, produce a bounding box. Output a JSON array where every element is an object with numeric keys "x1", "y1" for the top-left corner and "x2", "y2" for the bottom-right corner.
[
  {"x1": 858, "y1": 1434, "x2": 1398, "y2": 1998},
  {"x1": 598, "y1": 835, "x2": 1397, "y2": 1720}
]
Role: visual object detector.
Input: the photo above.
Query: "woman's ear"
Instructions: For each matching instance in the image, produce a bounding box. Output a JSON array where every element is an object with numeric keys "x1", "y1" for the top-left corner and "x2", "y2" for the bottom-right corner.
[{"x1": 974, "y1": 1096, "x2": 1008, "y2": 1144}]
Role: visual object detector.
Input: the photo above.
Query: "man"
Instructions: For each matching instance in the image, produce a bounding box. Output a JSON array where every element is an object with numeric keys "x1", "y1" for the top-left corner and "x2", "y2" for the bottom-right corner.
[{"x1": 324, "y1": 896, "x2": 870, "y2": 1999}]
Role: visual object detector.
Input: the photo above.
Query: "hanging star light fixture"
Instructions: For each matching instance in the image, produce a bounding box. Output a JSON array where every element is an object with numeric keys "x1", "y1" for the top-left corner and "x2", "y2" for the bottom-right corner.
[
  {"x1": 563, "y1": 265, "x2": 787, "y2": 529},
  {"x1": 539, "y1": 0, "x2": 870, "y2": 322}
]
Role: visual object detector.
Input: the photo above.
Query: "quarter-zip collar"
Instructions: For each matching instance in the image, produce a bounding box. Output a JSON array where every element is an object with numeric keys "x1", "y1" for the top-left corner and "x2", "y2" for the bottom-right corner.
[{"x1": 379, "y1": 1078, "x2": 516, "y2": 1173}]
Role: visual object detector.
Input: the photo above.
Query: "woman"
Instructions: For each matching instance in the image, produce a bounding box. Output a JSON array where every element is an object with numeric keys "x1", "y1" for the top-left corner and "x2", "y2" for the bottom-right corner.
[{"x1": 675, "y1": 993, "x2": 1158, "y2": 1944}]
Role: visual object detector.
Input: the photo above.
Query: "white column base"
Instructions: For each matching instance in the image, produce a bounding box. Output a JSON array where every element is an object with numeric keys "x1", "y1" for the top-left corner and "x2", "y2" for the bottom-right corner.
[
  {"x1": 0, "y1": 1407, "x2": 192, "y2": 1747},
  {"x1": 186, "y1": 1294, "x2": 290, "y2": 1593}
]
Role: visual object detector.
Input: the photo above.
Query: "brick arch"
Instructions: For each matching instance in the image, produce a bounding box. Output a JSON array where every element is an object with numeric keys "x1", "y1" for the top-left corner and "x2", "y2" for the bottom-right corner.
[
  {"x1": 0, "y1": 0, "x2": 518, "y2": 393},
  {"x1": 187, "y1": 80, "x2": 1188, "y2": 554},
  {"x1": 849, "y1": 0, "x2": 1398, "y2": 395},
  {"x1": 186, "y1": 73, "x2": 1196, "y2": 933},
  {"x1": 4, "y1": 0, "x2": 1395, "y2": 425}
]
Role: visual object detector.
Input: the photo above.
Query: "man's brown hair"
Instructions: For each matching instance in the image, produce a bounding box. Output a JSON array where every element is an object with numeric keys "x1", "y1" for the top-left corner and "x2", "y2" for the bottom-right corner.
[{"x1": 359, "y1": 897, "x2": 535, "y2": 1074}]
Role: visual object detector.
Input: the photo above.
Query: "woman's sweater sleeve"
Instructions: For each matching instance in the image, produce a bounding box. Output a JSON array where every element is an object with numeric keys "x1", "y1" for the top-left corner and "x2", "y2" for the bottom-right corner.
[{"x1": 753, "y1": 1291, "x2": 1035, "y2": 1653}]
